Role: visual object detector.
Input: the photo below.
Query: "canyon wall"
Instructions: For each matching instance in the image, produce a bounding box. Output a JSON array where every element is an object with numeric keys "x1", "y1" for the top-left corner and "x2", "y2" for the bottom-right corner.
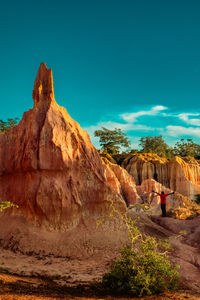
[
  {"x1": 122, "y1": 153, "x2": 200, "y2": 200},
  {"x1": 135, "y1": 178, "x2": 200, "y2": 218}
]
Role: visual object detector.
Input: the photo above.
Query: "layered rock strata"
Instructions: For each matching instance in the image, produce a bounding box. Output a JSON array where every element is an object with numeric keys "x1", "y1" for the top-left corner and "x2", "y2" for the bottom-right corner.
[
  {"x1": 122, "y1": 153, "x2": 200, "y2": 200},
  {"x1": 101, "y1": 157, "x2": 199, "y2": 218},
  {"x1": 135, "y1": 178, "x2": 200, "y2": 218}
]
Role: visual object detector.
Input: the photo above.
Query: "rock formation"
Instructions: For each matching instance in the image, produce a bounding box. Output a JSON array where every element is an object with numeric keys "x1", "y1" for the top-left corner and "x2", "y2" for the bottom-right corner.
[
  {"x1": 0, "y1": 64, "x2": 200, "y2": 294},
  {"x1": 0, "y1": 63, "x2": 126, "y2": 231},
  {"x1": 100, "y1": 157, "x2": 200, "y2": 219},
  {"x1": 135, "y1": 178, "x2": 200, "y2": 218},
  {"x1": 122, "y1": 153, "x2": 200, "y2": 200},
  {"x1": 101, "y1": 157, "x2": 141, "y2": 206}
]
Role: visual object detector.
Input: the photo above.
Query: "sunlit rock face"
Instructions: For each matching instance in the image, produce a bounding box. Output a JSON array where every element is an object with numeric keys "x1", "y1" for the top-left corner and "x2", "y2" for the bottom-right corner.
[
  {"x1": 168, "y1": 156, "x2": 200, "y2": 200},
  {"x1": 0, "y1": 63, "x2": 126, "y2": 230},
  {"x1": 135, "y1": 178, "x2": 200, "y2": 218},
  {"x1": 122, "y1": 153, "x2": 200, "y2": 200},
  {"x1": 101, "y1": 157, "x2": 141, "y2": 206},
  {"x1": 101, "y1": 157, "x2": 199, "y2": 219}
]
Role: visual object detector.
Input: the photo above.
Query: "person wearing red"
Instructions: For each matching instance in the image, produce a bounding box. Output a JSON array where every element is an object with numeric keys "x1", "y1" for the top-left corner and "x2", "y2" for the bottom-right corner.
[{"x1": 152, "y1": 191, "x2": 174, "y2": 217}]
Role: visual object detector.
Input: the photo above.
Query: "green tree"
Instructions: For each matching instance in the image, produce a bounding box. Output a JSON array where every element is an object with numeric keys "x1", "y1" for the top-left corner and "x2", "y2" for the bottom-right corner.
[
  {"x1": 94, "y1": 127, "x2": 130, "y2": 155},
  {"x1": 173, "y1": 139, "x2": 200, "y2": 158},
  {"x1": 139, "y1": 136, "x2": 171, "y2": 157},
  {"x1": 0, "y1": 118, "x2": 19, "y2": 133}
]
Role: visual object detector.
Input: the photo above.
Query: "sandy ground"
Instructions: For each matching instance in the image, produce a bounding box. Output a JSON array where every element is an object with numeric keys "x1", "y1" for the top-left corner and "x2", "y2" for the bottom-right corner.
[
  {"x1": 0, "y1": 248, "x2": 115, "y2": 285},
  {"x1": 0, "y1": 271, "x2": 200, "y2": 300}
]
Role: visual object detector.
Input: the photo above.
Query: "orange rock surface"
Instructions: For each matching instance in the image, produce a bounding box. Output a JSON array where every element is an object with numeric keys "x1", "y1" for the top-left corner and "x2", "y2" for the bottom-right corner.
[
  {"x1": 135, "y1": 178, "x2": 200, "y2": 218},
  {"x1": 101, "y1": 157, "x2": 141, "y2": 206},
  {"x1": 122, "y1": 153, "x2": 200, "y2": 200},
  {"x1": 0, "y1": 63, "x2": 126, "y2": 230}
]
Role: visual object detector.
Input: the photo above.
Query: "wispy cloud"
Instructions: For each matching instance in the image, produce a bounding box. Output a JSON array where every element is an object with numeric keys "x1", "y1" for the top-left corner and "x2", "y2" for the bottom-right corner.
[
  {"x1": 120, "y1": 105, "x2": 167, "y2": 123},
  {"x1": 177, "y1": 113, "x2": 200, "y2": 126},
  {"x1": 84, "y1": 106, "x2": 166, "y2": 134},
  {"x1": 166, "y1": 125, "x2": 200, "y2": 137}
]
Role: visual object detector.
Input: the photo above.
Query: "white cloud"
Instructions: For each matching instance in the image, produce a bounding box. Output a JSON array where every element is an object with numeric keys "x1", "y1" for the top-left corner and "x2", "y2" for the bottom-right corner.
[
  {"x1": 120, "y1": 105, "x2": 167, "y2": 123},
  {"x1": 166, "y1": 125, "x2": 200, "y2": 137},
  {"x1": 177, "y1": 113, "x2": 200, "y2": 126}
]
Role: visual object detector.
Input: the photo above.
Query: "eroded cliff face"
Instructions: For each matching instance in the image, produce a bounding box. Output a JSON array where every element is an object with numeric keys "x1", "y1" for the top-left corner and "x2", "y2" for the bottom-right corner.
[
  {"x1": 100, "y1": 157, "x2": 200, "y2": 218},
  {"x1": 101, "y1": 157, "x2": 141, "y2": 206},
  {"x1": 168, "y1": 156, "x2": 200, "y2": 200},
  {"x1": 0, "y1": 63, "x2": 126, "y2": 230},
  {"x1": 122, "y1": 153, "x2": 200, "y2": 200},
  {"x1": 135, "y1": 178, "x2": 200, "y2": 218}
]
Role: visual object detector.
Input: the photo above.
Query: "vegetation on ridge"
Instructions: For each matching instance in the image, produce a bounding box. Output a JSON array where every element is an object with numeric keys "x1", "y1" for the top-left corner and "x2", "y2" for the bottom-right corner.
[
  {"x1": 94, "y1": 127, "x2": 130, "y2": 154},
  {"x1": 95, "y1": 127, "x2": 200, "y2": 159},
  {"x1": 0, "y1": 118, "x2": 19, "y2": 133}
]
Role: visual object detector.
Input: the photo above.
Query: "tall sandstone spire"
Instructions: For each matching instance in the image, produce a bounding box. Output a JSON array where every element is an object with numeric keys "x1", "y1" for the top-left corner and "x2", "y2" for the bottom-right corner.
[
  {"x1": 0, "y1": 63, "x2": 126, "y2": 230},
  {"x1": 32, "y1": 63, "x2": 55, "y2": 107}
]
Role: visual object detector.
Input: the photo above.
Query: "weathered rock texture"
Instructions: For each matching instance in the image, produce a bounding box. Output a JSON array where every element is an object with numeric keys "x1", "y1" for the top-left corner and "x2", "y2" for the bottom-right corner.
[
  {"x1": 0, "y1": 63, "x2": 126, "y2": 230},
  {"x1": 135, "y1": 178, "x2": 200, "y2": 218},
  {"x1": 102, "y1": 157, "x2": 141, "y2": 206},
  {"x1": 122, "y1": 153, "x2": 200, "y2": 200}
]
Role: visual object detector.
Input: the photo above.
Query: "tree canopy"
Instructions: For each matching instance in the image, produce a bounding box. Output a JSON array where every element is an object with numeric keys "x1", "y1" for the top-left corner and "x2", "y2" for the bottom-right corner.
[
  {"x1": 94, "y1": 128, "x2": 200, "y2": 159},
  {"x1": 139, "y1": 135, "x2": 172, "y2": 158},
  {"x1": 94, "y1": 127, "x2": 130, "y2": 155},
  {"x1": 173, "y1": 139, "x2": 200, "y2": 158},
  {"x1": 0, "y1": 118, "x2": 19, "y2": 133}
]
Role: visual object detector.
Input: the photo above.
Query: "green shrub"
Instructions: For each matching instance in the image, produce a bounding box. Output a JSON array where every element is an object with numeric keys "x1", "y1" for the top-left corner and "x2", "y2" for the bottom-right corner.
[
  {"x1": 0, "y1": 201, "x2": 18, "y2": 212},
  {"x1": 100, "y1": 211, "x2": 180, "y2": 296},
  {"x1": 0, "y1": 118, "x2": 19, "y2": 133}
]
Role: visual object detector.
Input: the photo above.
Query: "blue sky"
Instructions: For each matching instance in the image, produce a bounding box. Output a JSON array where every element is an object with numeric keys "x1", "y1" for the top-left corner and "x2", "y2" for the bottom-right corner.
[{"x1": 1, "y1": 0, "x2": 200, "y2": 149}]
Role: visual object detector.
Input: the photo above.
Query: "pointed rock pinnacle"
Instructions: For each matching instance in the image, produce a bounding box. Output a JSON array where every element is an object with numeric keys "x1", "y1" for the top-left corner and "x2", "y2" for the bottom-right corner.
[{"x1": 32, "y1": 63, "x2": 55, "y2": 107}]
